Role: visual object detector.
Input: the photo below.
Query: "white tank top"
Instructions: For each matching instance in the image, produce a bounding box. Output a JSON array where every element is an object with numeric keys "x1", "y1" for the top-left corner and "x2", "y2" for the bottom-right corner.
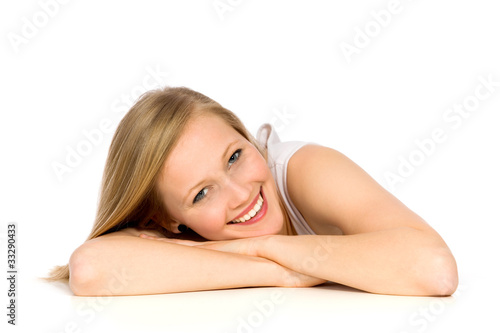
[{"x1": 256, "y1": 124, "x2": 316, "y2": 236}]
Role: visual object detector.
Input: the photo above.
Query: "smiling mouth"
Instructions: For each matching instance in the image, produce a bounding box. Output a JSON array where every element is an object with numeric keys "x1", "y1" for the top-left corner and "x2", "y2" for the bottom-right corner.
[{"x1": 227, "y1": 188, "x2": 267, "y2": 225}]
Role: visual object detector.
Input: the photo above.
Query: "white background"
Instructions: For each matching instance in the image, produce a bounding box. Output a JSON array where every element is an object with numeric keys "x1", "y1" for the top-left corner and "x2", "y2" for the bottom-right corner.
[{"x1": 1, "y1": 0, "x2": 499, "y2": 332}]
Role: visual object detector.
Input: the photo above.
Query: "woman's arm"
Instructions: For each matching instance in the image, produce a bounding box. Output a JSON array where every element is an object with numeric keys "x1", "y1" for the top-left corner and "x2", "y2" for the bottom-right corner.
[
  {"x1": 69, "y1": 228, "x2": 323, "y2": 296},
  {"x1": 266, "y1": 144, "x2": 458, "y2": 296},
  {"x1": 256, "y1": 230, "x2": 456, "y2": 296}
]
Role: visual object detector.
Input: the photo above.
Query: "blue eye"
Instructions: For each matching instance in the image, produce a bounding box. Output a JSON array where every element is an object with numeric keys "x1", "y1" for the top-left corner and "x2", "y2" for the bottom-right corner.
[
  {"x1": 193, "y1": 188, "x2": 208, "y2": 204},
  {"x1": 228, "y1": 149, "x2": 242, "y2": 167}
]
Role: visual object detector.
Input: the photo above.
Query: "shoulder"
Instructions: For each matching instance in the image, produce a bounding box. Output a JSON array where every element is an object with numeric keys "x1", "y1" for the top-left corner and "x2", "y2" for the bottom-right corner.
[
  {"x1": 288, "y1": 144, "x2": 351, "y2": 171},
  {"x1": 286, "y1": 144, "x2": 429, "y2": 235},
  {"x1": 287, "y1": 144, "x2": 363, "y2": 189},
  {"x1": 286, "y1": 144, "x2": 354, "y2": 233}
]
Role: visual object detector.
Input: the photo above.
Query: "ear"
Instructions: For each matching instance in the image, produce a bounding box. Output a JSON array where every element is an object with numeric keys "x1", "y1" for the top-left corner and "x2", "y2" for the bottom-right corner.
[
  {"x1": 168, "y1": 220, "x2": 185, "y2": 234},
  {"x1": 150, "y1": 213, "x2": 184, "y2": 234}
]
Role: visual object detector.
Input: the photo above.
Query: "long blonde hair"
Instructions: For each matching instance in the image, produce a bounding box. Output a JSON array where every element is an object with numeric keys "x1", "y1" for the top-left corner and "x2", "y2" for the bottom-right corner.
[{"x1": 46, "y1": 87, "x2": 266, "y2": 281}]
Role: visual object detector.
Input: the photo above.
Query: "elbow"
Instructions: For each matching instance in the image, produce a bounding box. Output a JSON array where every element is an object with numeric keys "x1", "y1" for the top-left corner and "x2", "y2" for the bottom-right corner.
[
  {"x1": 68, "y1": 245, "x2": 99, "y2": 296},
  {"x1": 420, "y1": 249, "x2": 459, "y2": 297}
]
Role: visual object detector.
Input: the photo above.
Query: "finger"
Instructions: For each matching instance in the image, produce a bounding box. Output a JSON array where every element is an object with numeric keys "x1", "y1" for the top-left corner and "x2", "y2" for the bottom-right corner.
[
  {"x1": 172, "y1": 240, "x2": 200, "y2": 246},
  {"x1": 139, "y1": 234, "x2": 159, "y2": 239}
]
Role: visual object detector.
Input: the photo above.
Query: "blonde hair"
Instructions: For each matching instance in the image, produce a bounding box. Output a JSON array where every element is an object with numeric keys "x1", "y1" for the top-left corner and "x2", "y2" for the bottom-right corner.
[{"x1": 45, "y1": 87, "x2": 266, "y2": 281}]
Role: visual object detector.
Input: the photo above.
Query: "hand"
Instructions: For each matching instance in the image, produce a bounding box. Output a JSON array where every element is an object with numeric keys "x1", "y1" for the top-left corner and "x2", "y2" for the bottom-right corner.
[
  {"x1": 140, "y1": 234, "x2": 327, "y2": 288},
  {"x1": 280, "y1": 266, "x2": 327, "y2": 288},
  {"x1": 138, "y1": 234, "x2": 261, "y2": 257}
]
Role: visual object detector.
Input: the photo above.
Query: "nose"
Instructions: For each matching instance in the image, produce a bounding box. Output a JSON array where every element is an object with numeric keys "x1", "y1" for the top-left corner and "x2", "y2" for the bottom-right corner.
[{"x1": 225, "y1": 178, "x2": 252, "y2": 211}]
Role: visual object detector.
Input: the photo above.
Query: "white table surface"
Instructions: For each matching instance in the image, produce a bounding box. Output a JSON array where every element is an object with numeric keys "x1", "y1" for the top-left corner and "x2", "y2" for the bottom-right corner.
[{"x1": 10, "y1": 271, "x2": 497, "y2": 333}]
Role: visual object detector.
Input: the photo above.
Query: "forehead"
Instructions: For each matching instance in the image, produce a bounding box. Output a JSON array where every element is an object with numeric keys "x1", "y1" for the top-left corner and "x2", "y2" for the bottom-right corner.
[{"x1": 158, "y1": 114, "x2": 245, "y2": 201}]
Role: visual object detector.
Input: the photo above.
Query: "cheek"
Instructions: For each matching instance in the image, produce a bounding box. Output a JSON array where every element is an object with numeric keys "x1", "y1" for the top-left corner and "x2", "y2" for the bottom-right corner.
[
  {"x1": 187, "y1": 206, "x2": 226, "y2": 233},
  {"x1": 242, "y1": 150, "x2": 270, "y2": 180}
]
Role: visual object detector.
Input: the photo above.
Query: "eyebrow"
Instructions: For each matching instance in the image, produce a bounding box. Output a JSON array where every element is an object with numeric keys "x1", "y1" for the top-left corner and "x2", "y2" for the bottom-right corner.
[{"x1": 183, "y1": 140, "x2": 240, "y2": 205}]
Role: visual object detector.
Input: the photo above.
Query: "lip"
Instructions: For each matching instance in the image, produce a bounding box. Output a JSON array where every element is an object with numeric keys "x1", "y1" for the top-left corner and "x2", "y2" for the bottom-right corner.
[{"x1": 227, "y1": 187, "x2": 267, "y2": 226}]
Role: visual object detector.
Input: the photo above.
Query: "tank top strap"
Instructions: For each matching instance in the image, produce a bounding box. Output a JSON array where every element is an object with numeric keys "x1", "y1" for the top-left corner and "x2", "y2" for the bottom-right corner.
[{"x1": 256, "y1": 124, "x2": 316, "y2": 236}]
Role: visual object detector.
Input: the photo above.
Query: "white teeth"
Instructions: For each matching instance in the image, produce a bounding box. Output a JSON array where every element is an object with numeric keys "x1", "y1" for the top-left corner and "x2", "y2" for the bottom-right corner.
[{"x1": 231, "y1": 194, "x2": 263, "y2": 224}]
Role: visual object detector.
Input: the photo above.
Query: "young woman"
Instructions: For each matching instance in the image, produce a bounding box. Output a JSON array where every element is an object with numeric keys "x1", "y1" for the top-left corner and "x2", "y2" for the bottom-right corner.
[{"x1": 47, "y1": 87, "x2": 458, "y2": 297}]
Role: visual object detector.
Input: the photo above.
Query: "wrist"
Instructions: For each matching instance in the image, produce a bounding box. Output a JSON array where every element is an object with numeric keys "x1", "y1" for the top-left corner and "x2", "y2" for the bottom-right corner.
[
  {"x1": 244, "y1": 255, "x2": 288, "y2": 287},
  {"x1": 253, "y1": 234, "x2": 277, "y2": 258}
]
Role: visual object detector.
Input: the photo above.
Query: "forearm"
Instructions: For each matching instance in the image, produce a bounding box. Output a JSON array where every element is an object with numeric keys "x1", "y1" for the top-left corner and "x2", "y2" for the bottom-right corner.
[
  {"x1": 257, "y1": 227, "x2": 458, "y2": 296},
  {"x1": 69, "y1": 234, "x2": 285, "y2": 296}
]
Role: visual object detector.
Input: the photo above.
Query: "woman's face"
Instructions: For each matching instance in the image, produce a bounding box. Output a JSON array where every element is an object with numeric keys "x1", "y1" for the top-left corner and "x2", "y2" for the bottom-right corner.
[{"x1": 156, "y1": 113, "x2": 285, "y2": 240}]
